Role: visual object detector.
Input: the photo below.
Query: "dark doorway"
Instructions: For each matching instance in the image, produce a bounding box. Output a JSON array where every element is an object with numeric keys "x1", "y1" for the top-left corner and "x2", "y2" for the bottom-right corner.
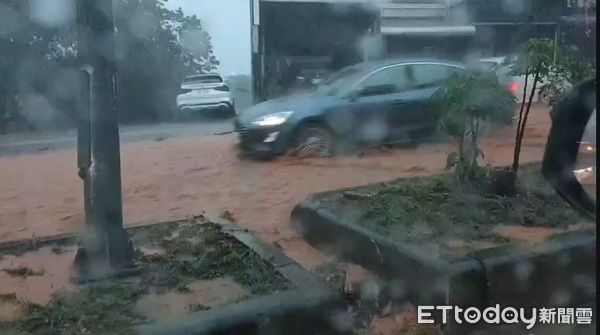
[{"x1": 256, "y1": 1, "x2": 377, "y2": 100}]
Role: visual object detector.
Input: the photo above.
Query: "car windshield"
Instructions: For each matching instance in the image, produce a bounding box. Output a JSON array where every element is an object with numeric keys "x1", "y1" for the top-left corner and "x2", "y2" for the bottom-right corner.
[
  {"x1": 0, "y1": 0, "x2": 596, "y2": 334},
  {"x1": 182, "y1": 75, "x2": 223, "y2": 86}
]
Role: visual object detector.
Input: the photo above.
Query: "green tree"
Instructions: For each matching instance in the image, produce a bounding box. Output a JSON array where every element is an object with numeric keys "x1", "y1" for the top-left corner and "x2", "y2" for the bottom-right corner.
[
  {"x1": 432, "y1": 70, "x2": 516, "y2": 184},
  {"x1": 113, "y1": 0, "x2": 219, "y2": 123},
  {"x1": 0, "y1": 0, "x2": 220, "y2": 131},
  {"x1": 508, "y1": 38, "x2": 555, "y2": 174},
  {"x1": 539, "y1": 45, "x2": 595, "y2": 108},
  {"x1": 0, "y1": 0, "x2": 59, "y2": 132}
]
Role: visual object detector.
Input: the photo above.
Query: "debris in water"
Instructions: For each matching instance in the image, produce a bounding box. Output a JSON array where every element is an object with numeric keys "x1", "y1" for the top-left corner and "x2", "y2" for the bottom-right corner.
[
  {"x1": 0, "y1": 293, "x2": 17, "y2": 302},
  {"x1": 220, "y1": 209, "x2": 236, "y2": 222},
  {"x1": 2, "y1": 266, "x2": 45, "y2": 277},
  {"x1": 403, "y1": 165, "x2": 426, "y2": 173},
  {"x1": 50, "y1": 246, "x2": 65, "y2": 254},
  {"x1": 186, "y1": 303, "x2": 210, "y2": 312}
]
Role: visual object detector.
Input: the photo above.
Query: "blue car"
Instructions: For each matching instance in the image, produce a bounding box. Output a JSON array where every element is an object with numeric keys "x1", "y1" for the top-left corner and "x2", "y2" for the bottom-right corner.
[{"x1": 234, "y1": 58, "x2": 506, "y2": 158}]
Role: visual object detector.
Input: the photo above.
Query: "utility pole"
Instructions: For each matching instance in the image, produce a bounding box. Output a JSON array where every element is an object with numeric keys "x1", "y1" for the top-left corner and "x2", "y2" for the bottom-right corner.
[{"x1": 75, "y1": 0, "x2": 136, "y2": 280}]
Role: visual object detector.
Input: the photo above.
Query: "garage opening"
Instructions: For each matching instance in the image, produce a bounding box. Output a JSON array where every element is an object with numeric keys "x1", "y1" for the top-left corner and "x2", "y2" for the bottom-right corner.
[{"x1": 256, "y1": 1, "x2": 379, "y2": 101}]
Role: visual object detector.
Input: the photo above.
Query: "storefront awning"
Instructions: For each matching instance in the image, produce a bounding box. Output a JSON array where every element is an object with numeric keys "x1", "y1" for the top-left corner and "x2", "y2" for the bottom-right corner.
[{"x1": 381, "y1": 25, "x2": 476, "y2": 36}]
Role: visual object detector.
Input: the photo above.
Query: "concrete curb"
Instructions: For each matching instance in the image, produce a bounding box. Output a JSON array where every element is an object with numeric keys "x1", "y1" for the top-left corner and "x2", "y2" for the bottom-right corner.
[
  {"x1": 291, "y1": 195, "x2": 596, "y2": 334},
  {"x1": 0, "y1": 216, "x2": 345, "y2": 335}
]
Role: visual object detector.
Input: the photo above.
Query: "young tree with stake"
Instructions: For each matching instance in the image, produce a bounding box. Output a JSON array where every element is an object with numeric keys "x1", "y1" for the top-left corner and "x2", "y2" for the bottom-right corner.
[{"x1": 433, "y1": 70, "x2": 516, "y2": 184}]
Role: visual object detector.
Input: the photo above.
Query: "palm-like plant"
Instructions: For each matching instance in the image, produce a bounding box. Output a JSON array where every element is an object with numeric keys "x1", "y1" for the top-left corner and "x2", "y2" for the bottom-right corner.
[{"x1": 433, "y1": 70, "x2": 516, "y2": 183}]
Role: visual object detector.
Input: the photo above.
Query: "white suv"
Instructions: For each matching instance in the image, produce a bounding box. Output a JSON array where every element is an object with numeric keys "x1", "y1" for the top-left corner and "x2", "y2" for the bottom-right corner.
[{"x1": 176, "y1": 74, "x2": 235, "y2": 119}]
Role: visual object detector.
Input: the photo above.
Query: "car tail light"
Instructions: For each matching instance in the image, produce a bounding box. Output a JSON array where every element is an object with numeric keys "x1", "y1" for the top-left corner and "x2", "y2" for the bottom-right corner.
[
  {"x1": 214, "y1": 85, "x2": 230, "y2": 92},
  {"x1": 578, "y1": 141, "x2": 596, "y2": 153},
  {"x1": 508, "y1": 82, "x2": 518, "y2": 94}
]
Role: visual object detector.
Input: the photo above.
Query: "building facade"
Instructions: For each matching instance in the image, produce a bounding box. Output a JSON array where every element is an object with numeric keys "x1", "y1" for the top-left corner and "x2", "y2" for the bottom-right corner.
[
  {"x1": 378, "y1": 0, "x2": 476, "y2": 59},
  {"x1": 250, "y1": 0, "x2": 596, "y2": 101}
]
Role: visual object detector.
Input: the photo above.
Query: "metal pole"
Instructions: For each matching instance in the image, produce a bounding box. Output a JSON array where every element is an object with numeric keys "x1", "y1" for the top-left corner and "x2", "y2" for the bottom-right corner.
[
  {"x1": 75, "y1": 0, "x2": 135, "y2": 279},
  {"x1": 77, "y1": 66, "x2": 92, "y2": 225}
]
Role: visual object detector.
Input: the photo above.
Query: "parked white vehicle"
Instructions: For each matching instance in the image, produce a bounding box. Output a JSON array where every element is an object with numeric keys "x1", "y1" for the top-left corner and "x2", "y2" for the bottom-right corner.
[{"x1": 176, "y1": 73, "x2": 235, "y2": 119}]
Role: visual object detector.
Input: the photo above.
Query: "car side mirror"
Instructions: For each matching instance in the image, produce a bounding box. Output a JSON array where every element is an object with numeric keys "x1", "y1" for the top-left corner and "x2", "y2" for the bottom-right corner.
[{"x1": 542, "y1": 77, "x2": 596, "y2": 220}]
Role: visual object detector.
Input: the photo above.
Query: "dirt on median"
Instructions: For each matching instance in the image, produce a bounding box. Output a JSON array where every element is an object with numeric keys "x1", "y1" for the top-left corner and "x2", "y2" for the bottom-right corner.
[{"x1": 0, "y1": 106, "x2": 554, "y2": 271}]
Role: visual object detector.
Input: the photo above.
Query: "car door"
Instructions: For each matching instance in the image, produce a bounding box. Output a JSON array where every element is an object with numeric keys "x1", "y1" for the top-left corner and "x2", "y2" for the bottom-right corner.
[
  {"x1": 346, "y1": 65, "x2": 409, "y2": 144},
  {"x1": 388, "y1": 63, "x2": 462, "y2": 139}
]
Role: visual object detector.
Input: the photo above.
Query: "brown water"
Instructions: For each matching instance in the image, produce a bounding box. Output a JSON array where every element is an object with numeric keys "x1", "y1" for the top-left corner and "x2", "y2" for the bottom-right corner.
[
  {"x1": 0, "y1": 106, "x2": 552, "y2": 272},
  {"x1": 134, "y1": 277, "x2": 249, "y2": 321},
  {"x1": 1, "y1": 106, "x2": 592, "y2": 335},
  {"x1": 0, "y1": 246, "x2": 76, "y2": 308}
]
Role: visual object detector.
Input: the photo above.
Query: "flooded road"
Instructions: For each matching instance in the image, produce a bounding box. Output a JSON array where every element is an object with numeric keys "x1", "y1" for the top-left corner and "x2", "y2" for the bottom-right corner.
[
  {"x1": 0, "y1": 119, "x2": 234, "y2": 157},
  {"x1": 0, "y1": 106, "x2": 554, "y2": 270}
]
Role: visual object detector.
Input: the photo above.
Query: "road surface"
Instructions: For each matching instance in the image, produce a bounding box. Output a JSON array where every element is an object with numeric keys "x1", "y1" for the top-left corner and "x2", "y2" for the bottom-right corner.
[
  {"x1": 0, "y1": 106, "x2": 557, "y2": 271},
  {"x1": 3, "y1": 105, "x2": 596, "y2": 335},
  {"x1": 0, "y1": 119, "x2": 234, "y2": 157}
]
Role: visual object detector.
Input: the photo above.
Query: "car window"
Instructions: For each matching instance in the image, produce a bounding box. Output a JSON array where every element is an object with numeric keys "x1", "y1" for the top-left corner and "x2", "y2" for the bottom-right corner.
[
  {"x1": 411, "y1": 64, "x2": 460, "y2": 88},
  {"x1": 358, "y1": 65, "x2": 410, "y2": 96},
  {"x1": 316, "y1": 67, "x2": 362, "y2": 95}
]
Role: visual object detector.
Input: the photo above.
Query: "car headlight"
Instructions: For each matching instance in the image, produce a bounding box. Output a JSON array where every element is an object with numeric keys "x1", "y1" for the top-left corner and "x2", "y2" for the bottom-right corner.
[{"x1": 251, "y1": 111, "x2": 294, "y2": 127}]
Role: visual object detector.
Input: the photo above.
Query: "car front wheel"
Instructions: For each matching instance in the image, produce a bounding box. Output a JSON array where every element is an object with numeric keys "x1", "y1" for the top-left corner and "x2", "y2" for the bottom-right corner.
[{"x1": 292, "y1": 124, "x2": 335, "y2": 158}]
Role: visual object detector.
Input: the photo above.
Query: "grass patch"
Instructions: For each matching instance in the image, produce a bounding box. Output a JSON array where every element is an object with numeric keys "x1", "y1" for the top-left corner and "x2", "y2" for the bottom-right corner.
[
  {"x1": 13, "y1": 283, "x2": 142, "y2": 335},
  {"x1": 4, "y1": 219, "x2": 291, "y2": 334},
  {"x1": 345, "y1": 164, "x2": 585, "y2": 245},
  {"x1": 137, "y1": 220, "x2": 291, "y2": 295}
]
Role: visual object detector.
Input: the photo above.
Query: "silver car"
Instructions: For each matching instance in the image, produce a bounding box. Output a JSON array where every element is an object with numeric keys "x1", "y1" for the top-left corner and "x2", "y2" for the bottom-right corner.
[
  {"x1": 478, "y1": 56, "x2": 573, "y2": 105},
  {"x1": 478, "y1": 56, "x2": 542, "y2": 104},
  {"x1": 176, "y1": 74, "x2": 235, "y2": 119}
]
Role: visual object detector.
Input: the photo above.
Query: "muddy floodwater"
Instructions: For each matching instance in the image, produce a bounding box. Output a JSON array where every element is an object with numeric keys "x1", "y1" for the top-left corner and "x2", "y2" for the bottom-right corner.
[{"x1": 0, "y1": 106, "x2": 557, "y2": 270}]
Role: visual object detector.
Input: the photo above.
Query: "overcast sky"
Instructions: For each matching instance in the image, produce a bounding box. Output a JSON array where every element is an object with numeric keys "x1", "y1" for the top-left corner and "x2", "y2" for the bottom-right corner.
[{"x1": 165, "y1": 0, "x2": 252, "y2": 76}]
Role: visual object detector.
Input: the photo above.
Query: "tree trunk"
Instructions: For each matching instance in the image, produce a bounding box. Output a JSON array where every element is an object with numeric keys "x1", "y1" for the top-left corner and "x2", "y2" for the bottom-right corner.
[
  {"x1": 457, "y1": 132, "x2": 465, "y2": 182},
  {"x1": 513, "y1": 73, "x2": 540, "y2": 173},
  {"x1": 513, "y1": 67, "x2": 530, "y2": 172},
  {"x1": 471, "y1": 117, "x2": 480, "y2": 169}
]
